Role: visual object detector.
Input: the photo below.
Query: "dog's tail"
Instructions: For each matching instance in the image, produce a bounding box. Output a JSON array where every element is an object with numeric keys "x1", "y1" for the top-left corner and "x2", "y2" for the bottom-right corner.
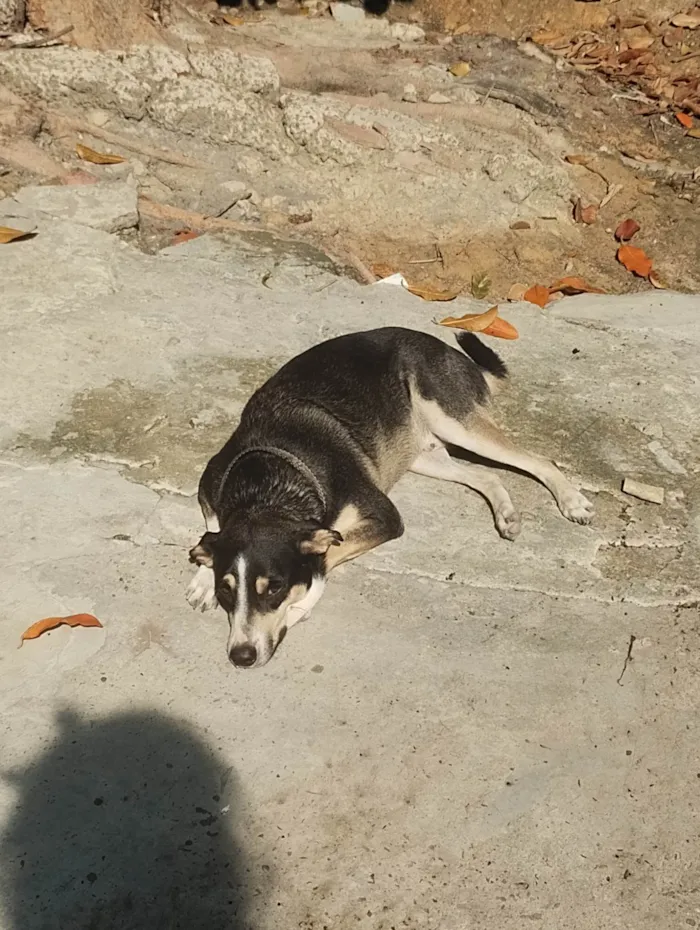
[{"x1": 454, "y1": 331, "x2": 508, "y2": 380}]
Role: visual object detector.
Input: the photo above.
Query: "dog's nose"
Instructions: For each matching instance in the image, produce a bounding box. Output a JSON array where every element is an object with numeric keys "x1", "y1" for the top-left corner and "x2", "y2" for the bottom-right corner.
[{"x1": 230, "y1": 643, "x2": 257, "y2": 667}]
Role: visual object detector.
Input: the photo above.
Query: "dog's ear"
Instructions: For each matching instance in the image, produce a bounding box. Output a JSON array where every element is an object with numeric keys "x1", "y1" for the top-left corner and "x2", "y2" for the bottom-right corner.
[
  {"x1": 298, "y1": 528, "x2": 343, "y2": 555},
  {"x1": 189, "y1": 531, "x2": 220, "y2": 568}
]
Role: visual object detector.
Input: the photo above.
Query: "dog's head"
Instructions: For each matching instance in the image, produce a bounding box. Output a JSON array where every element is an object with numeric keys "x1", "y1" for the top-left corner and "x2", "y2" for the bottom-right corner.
[{"x1": 189, "y1": 521, "x2": 341, "y2": 668}]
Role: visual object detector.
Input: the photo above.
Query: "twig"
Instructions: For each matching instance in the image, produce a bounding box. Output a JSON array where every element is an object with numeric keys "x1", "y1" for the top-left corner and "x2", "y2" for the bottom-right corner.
[
  {"x1": 435, "y1": 242, "x2": 445, "y2": 269},
  {"x1": 616, "y1": 634, "x2": 636, "y2": 685},
  {"x1": 407, "y1": 257, "x2": 441, "y2": 265},
  {"x1": 0, "y1": 25, "x2": 74, "y2": 50},
  {"x1": 46, "y1": 115, "x2": 210, "y2": 170},
  {"x1": 672, "y1": 50, "x2": 700, "y2": 63}
]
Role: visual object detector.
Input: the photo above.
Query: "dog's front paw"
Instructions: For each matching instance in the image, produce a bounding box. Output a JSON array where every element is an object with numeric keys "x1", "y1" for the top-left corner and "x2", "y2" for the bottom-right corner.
[
  {"x1": 559, "y1": 488, "x2": 594, "y2": 525},
  {"x1": 495, "y1": 501, "x2": 521, "y2": 541},
  {"x1": 186, "y1": 564, "x2": 218, "y2": 612}
]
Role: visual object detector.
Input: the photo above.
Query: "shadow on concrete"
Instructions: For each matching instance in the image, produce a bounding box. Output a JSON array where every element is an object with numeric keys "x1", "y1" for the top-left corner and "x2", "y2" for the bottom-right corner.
[{"x1": 0, "y1": 709, "x2": 260, "y2": 930}]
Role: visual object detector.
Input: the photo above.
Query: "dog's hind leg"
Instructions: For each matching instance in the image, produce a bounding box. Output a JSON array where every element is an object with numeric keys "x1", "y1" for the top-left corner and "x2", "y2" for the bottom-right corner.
[
  {"x1": 410, "y1": 446, "x2": 521, "y2": 540},
  {"x1": 420, "y1": 405, "x2": 593, "y2": 524}
]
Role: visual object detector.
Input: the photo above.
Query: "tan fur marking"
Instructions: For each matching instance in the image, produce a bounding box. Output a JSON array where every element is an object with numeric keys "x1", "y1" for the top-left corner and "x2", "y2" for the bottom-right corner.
[
  {"x1": 223, "y1": 572, "x2": 237, "y2": 590},
  {"x1": 255, "y1": 576, "x2": 269, "y2": 595}
]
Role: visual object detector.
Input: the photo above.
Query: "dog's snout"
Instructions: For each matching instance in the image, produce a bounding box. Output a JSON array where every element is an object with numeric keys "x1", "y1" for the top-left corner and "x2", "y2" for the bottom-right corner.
[{"x1": 230, "y1": 643, "x2": 257, "y2": 668}]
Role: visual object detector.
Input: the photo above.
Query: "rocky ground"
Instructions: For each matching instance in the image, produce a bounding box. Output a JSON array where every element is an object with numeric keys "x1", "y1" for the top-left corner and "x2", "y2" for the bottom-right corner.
[{"x1": 1, "y1": 2, "x2": 699, "y2": 929}]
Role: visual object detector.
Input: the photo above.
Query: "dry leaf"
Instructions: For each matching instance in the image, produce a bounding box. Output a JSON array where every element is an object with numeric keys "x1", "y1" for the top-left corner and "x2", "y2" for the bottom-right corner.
[
  {"x1": 617, "y1": 244, "x2": 653, "y2": 278},
  {"x1": 627, "y1": 34, "x2": 655, "y2": 50},
  {"x1": 438, "y1": 305, "x2": 498, "y2": 331},
  {"x1": 452, "y1": 23, "x2": 471, "y2": 36},
  {"x1": 649, "y1": 269, "x2": 667, "y2": 289},
  {"x1": 371, "y1": 262, "x2": 395, "y2": 279},
  {"x1": 449, "y1": 61, "x2": 471, "y2": 77},
  {"x1": 688, "y1": 127, "x2": 700, "y2": 138},
  {"x1": 407, "y1": 284, "x2": 460, "y2": 301},
  {"x1": 564, "y1": 153, "x2": 594, "y2": 166},
  {"x1": 573, "y1": 197, "x2": 599, "y2": 223},
  {"x1": 19, "y1": 612, "x2": 103, "y2": 646},
  {"x1": 509, "y1": 220, "x2": 531, "y2": 230},
  {"x1": 76, "y1": 143, "x2": 126, "y2": 165},
  {"x1": 0, "y1": 225, "x2": 33, "y2": 244},
  {"x1": 676, "y1": 111, "x2": 694, "y2": 128},
  {"x1": 482, "y1": 317, "x2": 519, "y2": 340},
  {"x1": 523, "y1": 284, "x2": 550, "y2": 308},
  {"x1": 222, "y1": 13, "x2": 245, "y2": 25},
  {"x1": 671, "y1": 11, "x2": 700, "y2": 29},
  {"x1": 614, "y1": 217, "x2": 641, "y2": 241},
  {"x1": 507, "y1": 283, "x2": 528, "y2": 301},
  {"x1": 532, "y1": 30, "x2": 565, "y2": 46},
  {"x1": 549, "y1": 276, "x2": 605, "y2": 296},
  {"x1": 172, "y1": 228, "x2": 201, "y2": 245},
  {"x1": 470, "y1": 271, "x2": 491, "y2": 299}
]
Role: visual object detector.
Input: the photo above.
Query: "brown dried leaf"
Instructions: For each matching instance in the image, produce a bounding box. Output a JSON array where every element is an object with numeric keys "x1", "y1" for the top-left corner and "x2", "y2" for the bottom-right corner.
[
  {"x1": 523, "y1": 285, "x2": 550, "y2": 308},
  {"x1": 509, "y1": 220, "x2": 531, "y2": 230},
  {"x1": 649, "y1": 269, "x2": 668, "y2": 289},
  {"x1": 0, "y1": 225, "x2": 34, "y2": 244},
  {"x1": 482, "y1": 317, "x2": 519, "y2": 340},
  {"x1": 532, "y1": 30, "x2": 567, "y2": 47},
  {"x1": 76, "y1": 143, "x2": 126, "y2": 165},
  {"x1": 565, "y1": 153, "x2": 594, "y2": 166},
  {"x1": 549, "y1": 276, "x2": 606, "y2": 296},
  {"x1": 671, "y1": 10, "x2": 700, "y2": 29},
  {"x1": 617, "y1": 244, "x2": 653, "y2": 278},
  {"x1": 222, "y1": 13, "x2": 245, "y2": 25},
  {"x1": 614, "y1": 217, "x2": 641, "y2": 241},
  {"x1": 688, "y1": 127, "x2": 700, "y2": 138},
  {"x1": 507, "y1": 283, "x2": 528, "y2": 301},
  {"x1": 19, "y1": 612, "x2": 103, "y2": 646},
  {"x1": 627, "y1": 34, "x2": 655, "y2": 50},
  {"x1": 438, "y1": 305, "x2": 498, "y2": 331},
  {"x1": 408, "y1": 284, "x2": 460, "y2": 301}
]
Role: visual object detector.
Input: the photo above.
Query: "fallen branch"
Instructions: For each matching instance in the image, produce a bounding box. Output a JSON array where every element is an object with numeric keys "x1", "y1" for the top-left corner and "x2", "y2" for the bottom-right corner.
[
  {"x1": 46, "y1": 115, "x2": 210, "y2": 170},
  {"x1": 0, "y1": 25, "x2": 73, "y2": 50}
]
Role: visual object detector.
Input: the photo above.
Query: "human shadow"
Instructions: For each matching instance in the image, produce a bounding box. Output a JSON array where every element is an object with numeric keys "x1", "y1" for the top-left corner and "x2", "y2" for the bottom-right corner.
[{"x1": 0, "y1": 709, "x2": 260, "y2": 930}]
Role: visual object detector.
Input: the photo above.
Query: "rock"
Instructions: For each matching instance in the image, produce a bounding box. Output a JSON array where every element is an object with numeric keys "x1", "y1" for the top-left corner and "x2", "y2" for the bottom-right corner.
[
  {"x1": 0, "y1": 85, "x2": 41, "y2": 138},
  {"x1": 198, "y1": 180, "x2": 251, "y2": 218},
  {"x1": 0, "y1": 47, "x2": 150, "y2": 119},
  {"x1": 325, "y1": 118, "x2": 388, "y2": 150},
  {"x1": 330, "y1": 1, "x2": 365, "y2": 23},
  {"x1": 188, "y1": 48, "x2": 280, "y2": 99},
  {"x1": 427, "y1": 92, "x2": 452, "y2": 104},
  {"x1": 0, "y1": 0, "x2": 24, "y2": 31},
  {"x1": 450, "y1": 86, "x2": 480, "y2": 105},
  {"x1": 390, "y1": 22, "x2": 425, "y2": 42},
  {"x1": 147, "y1": 79, "x2": 294, "y2": 158},
  {"x1": 622, "y1": 478, "x2": 665, "y2": 505},
  {"x1": 402, "y1": 83, "x2": 418, "y2": 103},
  {"x1": 0, "y1": 137, "x2": 66, "y2": 178},
  {"x1": 13, "y1": 180, "x2": 138, "y2": 233}
]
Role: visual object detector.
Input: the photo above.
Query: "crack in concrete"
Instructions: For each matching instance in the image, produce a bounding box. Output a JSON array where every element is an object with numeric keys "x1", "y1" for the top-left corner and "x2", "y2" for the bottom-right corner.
[{"x1": 362, "y1": 563, "x2": 698, "y2": 610}]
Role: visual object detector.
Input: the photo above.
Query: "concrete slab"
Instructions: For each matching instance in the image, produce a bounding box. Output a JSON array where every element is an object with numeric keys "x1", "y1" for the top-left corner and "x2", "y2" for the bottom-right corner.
[{"x1": 0, "y1": 218, "x2": 699, "y2": 930}]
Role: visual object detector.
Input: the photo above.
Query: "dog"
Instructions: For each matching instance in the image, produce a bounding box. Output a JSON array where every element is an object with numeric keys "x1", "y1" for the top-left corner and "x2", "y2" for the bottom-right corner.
[{"x1": 187, "y1": 326, "x2": 593, "y2": 668}]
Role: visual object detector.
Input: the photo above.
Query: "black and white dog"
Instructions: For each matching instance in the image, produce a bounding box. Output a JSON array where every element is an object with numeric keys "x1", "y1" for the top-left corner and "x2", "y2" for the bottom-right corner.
[{"x1": 187, "y1": 327, "x2": 592, "y2": 668}]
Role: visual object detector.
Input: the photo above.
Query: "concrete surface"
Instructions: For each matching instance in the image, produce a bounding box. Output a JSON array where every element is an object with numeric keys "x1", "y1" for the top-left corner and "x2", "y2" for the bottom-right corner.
[{"x1": 0, "y1": 204, "x2": 699, "y2": 930}]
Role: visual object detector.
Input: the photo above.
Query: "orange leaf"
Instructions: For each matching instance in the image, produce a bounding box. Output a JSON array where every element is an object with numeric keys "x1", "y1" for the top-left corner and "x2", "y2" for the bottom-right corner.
[
  {"x1": 549, "y1": 276, "x2": 606, "y2": 296},
  {"x1": 617, "y1": 244, "x2": 653, "y2": 278},
  {"x1": 523, "y1": 285, "x2": 550, "y2": 308},
  {"x1": 0, "y1": 225, "x2": 34, "y2": 244},
  {"x1": 20, "y1": 613, "x2": 103, "y2": 646},
  {"x1": 482, "y1": 317, "x2": 519, "y2": 339},
  {"x1": 614, "y1": 218, "x2": 641, "y2": 241},
  {"x1": 76, "y1": 143, "x2": 126, "y2": 165},
  {"x1": 438, "y1": 305, "x2": 499, "y2": 332},
  {"x1": 407, "y1": 284, "x2": 460, "y2": 301},
  {"x1": 676, "y1": 111, "x2": 694, "y2": 128},
  {"x1": 172, "y1": 228, "x2": 201, "y2": 245}
]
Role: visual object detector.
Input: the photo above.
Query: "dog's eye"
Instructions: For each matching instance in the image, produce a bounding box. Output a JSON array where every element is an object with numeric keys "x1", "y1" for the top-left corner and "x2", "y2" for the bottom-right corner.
[{"x1": 267, "y1": 579, "x2": 283, "y2": 597}]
